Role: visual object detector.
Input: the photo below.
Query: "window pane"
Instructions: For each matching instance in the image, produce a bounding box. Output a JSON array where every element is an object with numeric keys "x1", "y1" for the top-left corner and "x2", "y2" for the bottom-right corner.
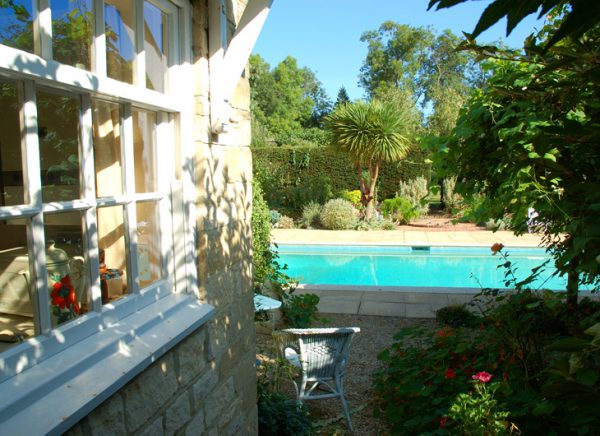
[
  {"x1": 133, "y1": 109, "x2": 157, "y2": 193},
  {"x1": 144, "y1": 1, "x2": 169, "y2": 92},
  {"x1": 0, "y1": 80, "x2": 25, "y2": 206},
  {"x1": 44, "y1": 211, "x2": 87, "y2": 327},
  {"x1": 0, "y1": 0, "x2": 34, "y2": 53},
  {"x1": 105, "y1": 0, "x2": 135, "y2": 84},
  {"x1": 92, "y1": 100, "x2": 123, "y2": 197},
  {"x1": 98, "y1": 206, "x2": 127, "y2": 303},
  {"x1": 137, "y1": 201, "x2": 162, "y2": 288},
  {"x1": 51, "y1": 0, "x2": 93, "y2": 70},
  {"x1": 37, "y1": 90, "x2": 81, "y2": 202},
  {"x1": 0, "y1": 218, "x2": 35, "y2": 351}
]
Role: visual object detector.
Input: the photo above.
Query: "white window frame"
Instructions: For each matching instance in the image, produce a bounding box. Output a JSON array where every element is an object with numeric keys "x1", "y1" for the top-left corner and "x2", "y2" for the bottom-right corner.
[{"x1": 0, "y1": 1, "x2": 210, "y2": 433}]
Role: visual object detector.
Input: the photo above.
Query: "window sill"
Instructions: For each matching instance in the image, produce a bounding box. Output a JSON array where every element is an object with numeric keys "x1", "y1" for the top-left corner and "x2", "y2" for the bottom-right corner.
[{"x1": 0, "y1": 293, "x2": 214, "y2": 434}]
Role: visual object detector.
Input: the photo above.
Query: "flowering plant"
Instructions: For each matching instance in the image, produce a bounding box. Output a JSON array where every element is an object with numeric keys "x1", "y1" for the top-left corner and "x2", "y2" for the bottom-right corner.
[
  {"x1": 50, "y1": 274, "x2": 80, "y2": 325},
  {"x1": 447, "y1": 371, "x2": 517, "y2": 435}
]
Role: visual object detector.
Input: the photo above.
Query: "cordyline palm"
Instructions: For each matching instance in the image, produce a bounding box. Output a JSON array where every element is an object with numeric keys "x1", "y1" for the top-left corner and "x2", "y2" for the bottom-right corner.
[{"x1": 325, "y1": 100, "x2": 410, "y2": 219}]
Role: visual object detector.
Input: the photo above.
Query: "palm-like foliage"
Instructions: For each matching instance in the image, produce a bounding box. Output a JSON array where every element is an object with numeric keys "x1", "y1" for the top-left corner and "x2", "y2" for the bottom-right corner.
[{"x1": 325, "y1": 100, "x2": 410, "y2": 218}]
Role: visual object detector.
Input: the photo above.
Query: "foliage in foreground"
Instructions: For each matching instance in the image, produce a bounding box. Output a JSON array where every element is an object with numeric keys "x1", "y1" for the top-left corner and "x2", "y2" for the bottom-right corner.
[
  {"x1": 257, "y1": 358, "x2": 313, "y2": 436},
  {"x1": 374, "y1": 288, "x2": 600, "y2": 435},
  {"x1": 428, "y1": 8, "x2": 600, "y2": 302}
]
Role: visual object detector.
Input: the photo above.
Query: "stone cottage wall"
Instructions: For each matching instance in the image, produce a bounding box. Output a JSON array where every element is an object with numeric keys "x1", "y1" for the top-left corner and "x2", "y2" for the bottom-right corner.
[{"x1": 65, "y1": 0, "x2": 257, "y2": 434}]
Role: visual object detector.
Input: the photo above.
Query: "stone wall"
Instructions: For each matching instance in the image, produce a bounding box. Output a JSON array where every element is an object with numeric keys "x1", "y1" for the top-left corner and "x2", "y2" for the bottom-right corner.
[{"x1": 66, "y1": 0, "x2": 257, "y2": 434}]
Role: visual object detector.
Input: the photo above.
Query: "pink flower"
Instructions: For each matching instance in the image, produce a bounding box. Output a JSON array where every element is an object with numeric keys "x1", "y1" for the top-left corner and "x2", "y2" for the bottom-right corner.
[{"x1": 472, "y1": 371, "x2": 493, "y2": 383}]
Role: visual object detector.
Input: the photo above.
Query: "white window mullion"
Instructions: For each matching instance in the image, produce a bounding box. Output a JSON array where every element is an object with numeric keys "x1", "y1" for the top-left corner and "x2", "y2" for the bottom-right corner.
[
  {"x1": 21, "y1": 80, "x2": 51, "y2": 334},
  {"x1": 93, "y1": 0, "x2": 107, "y2": 76},
  {"x1": 156, "y1": 112, "x2": 174, "y2": 284},
  {"x1": 37, "y1": 0, "x2": 53, "y2": 60},
  {"x1": 121, "y1": 104, "x2": 140, "y2": 294},
  {"x1": 134, "y1": 0, "x2": 146, "y2": 87},
  {"x1": 80, "y1": 94, "x2": 102, "y2": 312}
]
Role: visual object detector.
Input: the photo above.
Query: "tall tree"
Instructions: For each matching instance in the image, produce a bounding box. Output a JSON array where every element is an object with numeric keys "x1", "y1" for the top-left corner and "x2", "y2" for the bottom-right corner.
[
  {"x1": 325, "y1": 100, "x2": 411, "y2": 219},
  {"x1": 334, "y1": 86, "x2": 350, "y2": 108},
  {"x1": 359, "y1": 22, "x2": 434, "y2": 101},
  {"x1": 249, "y1": 54, "x2": 331, "y2": 140}
]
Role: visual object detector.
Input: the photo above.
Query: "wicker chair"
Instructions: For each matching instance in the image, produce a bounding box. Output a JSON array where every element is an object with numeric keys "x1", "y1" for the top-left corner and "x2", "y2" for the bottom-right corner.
[{"x1": 274, "y1": 327, "x2": 360, "y2": 430}]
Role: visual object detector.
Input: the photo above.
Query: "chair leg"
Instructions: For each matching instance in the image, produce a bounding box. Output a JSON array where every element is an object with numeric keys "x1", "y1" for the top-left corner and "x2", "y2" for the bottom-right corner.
[{"x1": 336, "y1": 374, "x2": 353, "y2": 431}]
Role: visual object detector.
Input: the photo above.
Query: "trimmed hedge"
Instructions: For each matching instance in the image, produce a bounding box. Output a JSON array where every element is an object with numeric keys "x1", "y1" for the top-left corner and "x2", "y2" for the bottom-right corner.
[{"x1": 252, "y1": 145, "x2": 432, "y2": 215}]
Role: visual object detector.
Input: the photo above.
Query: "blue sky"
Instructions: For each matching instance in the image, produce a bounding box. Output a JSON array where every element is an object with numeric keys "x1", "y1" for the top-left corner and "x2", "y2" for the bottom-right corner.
[{"x1": 253, "y1": 0, "x2": 546, "y2": 102}]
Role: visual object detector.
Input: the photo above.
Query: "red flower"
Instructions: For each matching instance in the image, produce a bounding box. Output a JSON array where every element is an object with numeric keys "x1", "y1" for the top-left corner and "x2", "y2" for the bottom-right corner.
[
  {"x1": 439, "y1": 417, "x2": 448, "y2": 429},
  {"x1": 491, "y1": 243, "x2": 504, "y2": 255},
  {"x1": 50, "y1": 275, "x2": 79, "y2": 313},
  {"x1": 445, "y1": 368, "x2": 456, "y2": 379},
  {"x1": 472, "y1": 371, "x2": 493, "y2": 383}
]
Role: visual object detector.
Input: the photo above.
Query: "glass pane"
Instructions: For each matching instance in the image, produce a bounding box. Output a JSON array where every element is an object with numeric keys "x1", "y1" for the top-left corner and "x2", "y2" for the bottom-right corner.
[
  {"x1": 44, "y1": 211, "x2": 87, "y2": 327},
  {"x1": 133, "y1": 109, "x2": 157, "y2": 193},
  {"x1": 105, "y1": 0, "x2": 135, "y2": 84},
  {"x1": 144, "y1": 1, "x2": 169, "y2": 92},
  {"x1": 0, "y1": 218, "x2": 35, "y2": 351},
  {"x1": 0, "y1": 80, "x2": 25, "y2": 206},
  {"x1": 0, "y1": 0, "x2": 34, "y2": 53},
  {"x1": 51, "y1": 0, "x2": 93, "y2": 70},
  {"x1": 137, "y1": 201, "x2": 162, "y2": 288},
  {"x1": 92, "y1": 100, "x2": 123, "y2": 197},
  {"x1": 37, "y1": 89, "x2": 81, "y2": 202},
  {"x1": 98, "y1": 206, "x2": 127, "y2": 303}
]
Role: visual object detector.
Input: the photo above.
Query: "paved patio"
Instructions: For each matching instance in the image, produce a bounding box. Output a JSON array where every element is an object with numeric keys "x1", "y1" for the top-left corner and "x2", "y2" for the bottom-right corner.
[
  {"x1": 272, "y1": 228, "x2": 544, "y2": 247},
  {"x1": 271, "y1": 229, "x2": 546, "y2": 318}
]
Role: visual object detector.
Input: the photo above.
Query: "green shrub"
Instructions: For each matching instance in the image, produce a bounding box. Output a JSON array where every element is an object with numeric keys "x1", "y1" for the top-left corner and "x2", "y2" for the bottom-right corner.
[
  {"x1": 381, "y1": 197, "x2": 419, "y2": 224},
  {"x1": 282, "y1": 293, "x2": 321, "y2": 328},
  {"x1": 269, "y1": 210, "x2": 281, "y2": 226},
  {"x1": 257, "y1": 357, "x2": 313, "y2": 436},
  {"x1": 339, "y1": 189, "x2": 362, "y2": 209},
  {"x1": 298, "y1": 201, "x2": 321, "y2": 228},
  {"x1": 442, "y1": 176, "x2": 463, "y2": 211},
  {"x1": 398, "y1": 176, "x2": 429, "y2": 215},
  {"x1": 277, "y1": 215, "x2": 295, "y2": 229},
  {"x1": 436, "y1": 304, "x2": 480, "y2": 328},
  {"x1": 252, "y1": 180, "x2": 273, "y2": 290},
  {"x1": 320, "y1": 199, "x2": 358, "y2": 230}
]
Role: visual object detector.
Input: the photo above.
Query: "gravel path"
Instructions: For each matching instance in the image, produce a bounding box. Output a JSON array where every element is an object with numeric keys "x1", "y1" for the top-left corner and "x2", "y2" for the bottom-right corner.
[{"x1": 257, "y1": 313, "x2": 438, "y2": 435}]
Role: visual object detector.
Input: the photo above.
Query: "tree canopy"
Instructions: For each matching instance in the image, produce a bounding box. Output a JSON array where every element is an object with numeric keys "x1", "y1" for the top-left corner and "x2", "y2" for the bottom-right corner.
[
  {"x1": 249, "y1": 54, "x2": 331, "y2": 145},
  {"x1": 428, "y1": 7, "x2": 600, "y2": 300}
]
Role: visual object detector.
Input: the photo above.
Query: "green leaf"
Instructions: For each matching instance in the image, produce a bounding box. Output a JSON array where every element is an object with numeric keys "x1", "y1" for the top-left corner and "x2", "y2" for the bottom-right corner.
[{"x1": 546, "y1": 337, "x2": 590, "y2": 352}]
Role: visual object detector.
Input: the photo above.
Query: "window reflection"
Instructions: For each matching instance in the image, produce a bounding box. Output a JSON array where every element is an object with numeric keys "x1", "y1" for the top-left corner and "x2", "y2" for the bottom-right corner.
[
  {"x1": 105, "y1": 0, "x2": 135, "y2": 84},
  {"x1": 51, "y1": 0, "x2": 94, "y2": 70},
  {"x1": 44, "y1": 211, "x2": 87, "y2": 327},
  {"x1": 0, "y1": 0, "x2": 34, "y2": 53},
  {"x1": 0, "y1": 218, "x2": 35, "y2": 351},
  {"x1": 144, "y1": 1, "x2": 169, "y2": 92},
  {"x1": 0, "y1": 80, "x2": 25, "y2": 206},
  {"x1": 133, "y1": 109, "x2": 157, "y2": 193},
  {"x1": 37, "y1": 90, "x2": 81, "y2": 202},
  {"x1": 92, "y1": 100, "x2": 123, "y2": 197},
  {"x1": 137, "y1": 201, "x2": 162, "y2": 288},
  {"x1": 98, "y1": 206, "x2": 127, "y2": 303}
]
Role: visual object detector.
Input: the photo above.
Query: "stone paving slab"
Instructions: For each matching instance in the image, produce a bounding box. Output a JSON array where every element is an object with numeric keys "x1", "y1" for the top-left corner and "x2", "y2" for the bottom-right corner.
[{"x1": 272, "y1": 229, "x2": 543, "y2": 247}]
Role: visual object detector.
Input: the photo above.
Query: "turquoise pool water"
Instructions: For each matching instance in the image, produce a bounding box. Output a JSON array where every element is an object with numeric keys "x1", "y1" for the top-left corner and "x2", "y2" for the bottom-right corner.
[{"x1": 277, "y1": 245, "x2": 568, "y2": 290}]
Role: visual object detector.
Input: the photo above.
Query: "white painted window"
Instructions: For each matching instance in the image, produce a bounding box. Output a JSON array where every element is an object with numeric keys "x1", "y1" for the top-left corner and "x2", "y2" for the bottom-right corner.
[{"x1": 0, "y1": 1, "x2": 207, "y2": 431}]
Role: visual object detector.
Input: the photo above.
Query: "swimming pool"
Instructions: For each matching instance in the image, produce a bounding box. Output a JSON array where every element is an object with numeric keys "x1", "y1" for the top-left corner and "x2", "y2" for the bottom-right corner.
[{"x1": 277, "y1": 244, "x2": 568, "y2": 291}]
